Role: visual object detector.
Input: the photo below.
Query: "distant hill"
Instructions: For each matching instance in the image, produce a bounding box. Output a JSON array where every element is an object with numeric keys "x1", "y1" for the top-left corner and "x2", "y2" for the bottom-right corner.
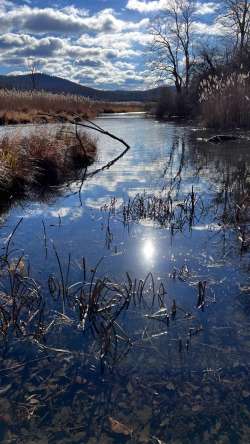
[{"x1": 0, "y1": 73, "x2": 163, "y2": 102}]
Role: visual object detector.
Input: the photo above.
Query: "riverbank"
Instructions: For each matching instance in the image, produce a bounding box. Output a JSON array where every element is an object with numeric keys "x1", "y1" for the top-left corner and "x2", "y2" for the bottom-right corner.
[
  {"x1": 0, "y1": 128, "x2": 96, "y2": 199},
  {"x1": 154, "y1": 72, "x2": 250, "y2": 130},
  {"x1": 0, "y1": 89, "x2": 146, "y2": 125}
]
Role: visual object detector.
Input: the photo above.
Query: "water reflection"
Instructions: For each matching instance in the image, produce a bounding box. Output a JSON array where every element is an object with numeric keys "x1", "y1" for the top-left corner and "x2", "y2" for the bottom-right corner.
[
  {"x1": 0, "y1": 116, "x2": 249, "y2": 443},
  {"x1": 142, "y1": 237, "x2": 156, "y2": 263}
]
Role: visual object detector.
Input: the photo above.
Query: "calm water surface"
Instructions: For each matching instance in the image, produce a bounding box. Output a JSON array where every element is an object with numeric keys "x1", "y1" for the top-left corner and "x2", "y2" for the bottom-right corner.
[{"x1": 0, "y1": 115, "x2": 249, "y2": 443}]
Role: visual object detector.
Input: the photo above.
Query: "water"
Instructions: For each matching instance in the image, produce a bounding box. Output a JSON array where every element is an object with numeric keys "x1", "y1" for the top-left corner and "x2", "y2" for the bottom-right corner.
[{"x1": 0, "y1": 115, "x2": 249, "y2": 443}]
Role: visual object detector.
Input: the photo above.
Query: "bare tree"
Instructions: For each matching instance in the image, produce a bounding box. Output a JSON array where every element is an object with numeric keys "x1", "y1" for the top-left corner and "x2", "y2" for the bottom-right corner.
[
  {"x1": 220, "y1": 0, "x2": 250, "y2": 61},
  {"x1": 150, "y1": 0, "x2": 196, "y2": 94},
  {"x1": 26, "y1": 60, "x2": 40, "y2": 90},
  {"x1": 195, "y1": 40, "x2": 228, "y2": 76}
]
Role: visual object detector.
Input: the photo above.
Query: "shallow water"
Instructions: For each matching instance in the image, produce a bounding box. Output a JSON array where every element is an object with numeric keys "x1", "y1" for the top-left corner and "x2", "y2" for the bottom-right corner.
[{"x1": 0, "y1": 115, "x2": 249, "y2": 443}]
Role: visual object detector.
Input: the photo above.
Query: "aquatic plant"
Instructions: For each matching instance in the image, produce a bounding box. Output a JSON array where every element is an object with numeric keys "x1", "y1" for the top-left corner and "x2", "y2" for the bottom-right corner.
[
  {"x1": 102, "y1": 188, "x2": 203, "y2": 236},
  {"x1": 0, "y1": 217, "x2": 205, "y2": 376}
]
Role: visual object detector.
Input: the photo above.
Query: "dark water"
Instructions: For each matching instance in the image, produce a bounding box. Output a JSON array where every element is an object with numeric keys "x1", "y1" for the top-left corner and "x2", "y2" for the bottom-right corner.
[{"x1": 0, "y1": 115, "x2": 249, "y2": 443}]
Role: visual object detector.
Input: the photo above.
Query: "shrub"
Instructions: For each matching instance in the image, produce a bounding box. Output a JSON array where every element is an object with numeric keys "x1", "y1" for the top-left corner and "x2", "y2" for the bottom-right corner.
[
  {"x1": 155, "y1": 87, "x2": 192, "y2": 119},
  {"x1": 0, "y1": 129, "x2": 96, "y2": 196}
]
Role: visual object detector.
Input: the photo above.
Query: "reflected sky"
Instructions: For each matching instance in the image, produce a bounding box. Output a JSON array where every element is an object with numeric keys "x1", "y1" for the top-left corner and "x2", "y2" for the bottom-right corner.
[
  {"x1": 0, "y1": 116, "x2": 250, "y2": 443},
  {"x1": 0, "y1": 115, "x2": 249, "y2": 369}
]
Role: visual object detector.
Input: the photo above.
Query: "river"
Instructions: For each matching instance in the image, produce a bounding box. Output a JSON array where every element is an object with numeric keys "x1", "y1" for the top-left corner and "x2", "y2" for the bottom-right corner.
[{"x1": 0, "y1": 114, "x2": 249, "y2": 443}]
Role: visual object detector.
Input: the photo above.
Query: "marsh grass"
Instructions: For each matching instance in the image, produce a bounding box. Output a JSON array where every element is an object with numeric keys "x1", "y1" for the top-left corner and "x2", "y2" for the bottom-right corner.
[
  {"x1": 0, "y1": 219, "x2": 203, "y2": 373},
  {"x1": 0, "y1": 128, "x2": 96, "y2": 197},
  {"x1": 102, "y1": 188, "x2": 203, "y2": 236},
  {"x1": 0, "y1": 89, "x2": 96, "y2": 123},
  {"x1": 199, "y1": 72, "x2": 250, "y2": 129},
  {"x1": 0, "y1": 89, "x2": 145, "y2": 125},
  {"x1": 0, "y1": 255, "x2": 43, "y2": 342}
]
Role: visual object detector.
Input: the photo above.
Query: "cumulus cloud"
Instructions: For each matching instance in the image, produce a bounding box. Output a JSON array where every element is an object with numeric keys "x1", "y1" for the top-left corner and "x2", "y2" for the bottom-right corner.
[
  {"x1": 0, "y1": 33, "x2": 35, "y2": 49},
  {"x1": 0, "y1": 1, "x2": 223, "y2": 89},
  {"x1": 0, "y1": 1, "x2": 151, "y2": 88},
  {"x1": 126, "y1": 0, "x2": 218, "y2": 15},
  {"x1": 17, "y1": 37, "x2": 64, "y2": 58},
  {"x1": 196, "y1": 2, "x2": 218, "y2": 15},
  {"x1": 0, "y1": 5, "x2": 148, "y2": 35},
  {"x1": 193, "y1": 20, "x2": 226, "y2": 35},
  {"x1": 127, "y1": 0, "x2": 171, "y2": 13}
]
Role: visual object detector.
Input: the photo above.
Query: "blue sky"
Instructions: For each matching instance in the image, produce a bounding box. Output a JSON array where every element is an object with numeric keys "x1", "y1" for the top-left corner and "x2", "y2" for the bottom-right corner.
[{"x1": 0, "y1": 0, "x2": 222, "y2": 89}]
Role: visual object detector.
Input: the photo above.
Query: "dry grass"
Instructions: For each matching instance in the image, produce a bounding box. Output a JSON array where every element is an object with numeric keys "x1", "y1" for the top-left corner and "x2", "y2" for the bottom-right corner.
[
  {"x1": 102, "y1": 189, "x2": 202, "y2": 234},
  {"x1": 0, "y1": 89, "x2": 96, "y2": 123},
  {"x1": 0, "y1": 90, "x2": 145, "y2": 125},
  {"x1": 0, "y1": 128, "x2": 96, "y2": 196},
  {"x1": 199, "y1": 72, "x2": 250, "y2": 129},
  {"x1": 95, "y1": 102, "x2": 145, "y2": 114}
]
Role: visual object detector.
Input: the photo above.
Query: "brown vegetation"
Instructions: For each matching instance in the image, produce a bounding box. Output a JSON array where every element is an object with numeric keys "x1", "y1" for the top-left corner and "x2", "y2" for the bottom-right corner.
[
  {"x1": 0, "y1": 128, "x2": 96, "y2": 197},
  {"x1": 150, "y1": 0, "x2": 250, "y2": 128},
  {"x1": 0, "y1": 89, "x2": 96, "y2": 123},
  {"x1": 0, "y1": 89, "x2": 145, "y2": 125},
  {"x1": 199, "y1": 72, "x2": 250, "y2": 129},
  {"x1": 96, "y1": 102, "x2": 145, "y2": 114}
]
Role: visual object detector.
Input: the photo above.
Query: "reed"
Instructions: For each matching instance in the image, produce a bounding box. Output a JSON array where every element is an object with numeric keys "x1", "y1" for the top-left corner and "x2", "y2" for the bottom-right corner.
[
  {"x1": 102, "y1": 188, "x2": 202, "y2": 234},
  {"x1": 199, "y1": 72, "x2": 250, "y2": 129},
  {"x1": 0, "y1": 89, "x2": 145, "y2": 125},
  {"x1": 0, "y1": 128, "x2": 96, "y2": 197},
  {"x1": 0, "y1": 221, "x2": 199, "y2": 371},
  {"x1": 0, "y1": 89, "x2": 96, "y2": 122},
  {"x1": 0, "y1": 254, "x2": 43, "y2": 341}
]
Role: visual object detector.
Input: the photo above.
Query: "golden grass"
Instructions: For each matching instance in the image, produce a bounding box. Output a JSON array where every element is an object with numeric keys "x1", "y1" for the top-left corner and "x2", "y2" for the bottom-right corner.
[
  {"x1": 199, "y1": 72, "x2": 250, "y2": 129},
  {"x1": 0, "y1": 89, "x2": 95, "y2": 119},
  {"x1": 0, "y1": 128, "x2": 97, "y2": 196},
  {"x1": 0, "y1": 89, "x2": 145, "y2": 125}
]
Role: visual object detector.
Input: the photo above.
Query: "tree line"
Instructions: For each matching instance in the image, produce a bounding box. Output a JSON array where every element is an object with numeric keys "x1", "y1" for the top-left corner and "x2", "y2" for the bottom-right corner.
[{"x1": 150, "y1": 0, "x2": 250, "y2": 128}]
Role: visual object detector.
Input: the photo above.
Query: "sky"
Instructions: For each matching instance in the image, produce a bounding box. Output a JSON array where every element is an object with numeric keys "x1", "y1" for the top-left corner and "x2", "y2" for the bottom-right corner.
[{"x1": 0, "y1": 0, "x2": 223, "y2": 90}]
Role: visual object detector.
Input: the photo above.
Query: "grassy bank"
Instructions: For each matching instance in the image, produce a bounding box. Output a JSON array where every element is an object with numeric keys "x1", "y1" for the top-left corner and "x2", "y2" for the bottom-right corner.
[
  {"x1": 154, "y1": 72, "x2": 250, "y2": 130},
  {"x1": 0, "y1": 89, "x2": 145, "y2": 125},
  {"x1": 0, "y1": 128, "x2": 96, "y2": 198}
]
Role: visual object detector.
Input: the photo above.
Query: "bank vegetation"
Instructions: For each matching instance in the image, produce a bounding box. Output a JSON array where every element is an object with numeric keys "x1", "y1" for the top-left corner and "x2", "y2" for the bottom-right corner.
[
  {"x1": 150, "y1": 0, "x2": 250, "y2": 129},
  {"x1": 0, "y1": 128, "x2": 96, "y2": 198},
  {"x1": 0, "y1": 89, "x2": 145, "y2": 125}
]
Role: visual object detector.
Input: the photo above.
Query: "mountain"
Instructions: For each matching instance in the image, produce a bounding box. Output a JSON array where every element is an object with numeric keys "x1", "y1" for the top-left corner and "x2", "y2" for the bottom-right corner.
[{"x1": 0, "y1": 73, "x2": 163, "y2": 102}]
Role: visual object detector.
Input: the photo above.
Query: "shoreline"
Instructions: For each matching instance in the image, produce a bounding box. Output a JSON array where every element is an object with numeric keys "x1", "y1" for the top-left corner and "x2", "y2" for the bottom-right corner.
[
  {"x1": 0, "y1": 107, "x2": 146, "y2": 126},
  {"x1": 0, "y1": 127, "x2": 97, "y2": 201}
]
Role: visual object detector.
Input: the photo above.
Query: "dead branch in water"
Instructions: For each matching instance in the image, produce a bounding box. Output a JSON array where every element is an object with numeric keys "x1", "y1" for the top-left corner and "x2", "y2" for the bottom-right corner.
[{"x1": 39, "y1": 113, "x2": 131, "y2": 179}]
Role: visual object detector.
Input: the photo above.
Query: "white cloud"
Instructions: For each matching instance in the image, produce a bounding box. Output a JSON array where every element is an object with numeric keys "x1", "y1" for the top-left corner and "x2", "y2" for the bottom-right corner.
[
  {"x1": 127, "y1": 0, "x2": 171, "y2": 13},
  {"x1": 0, "y1": 4, "x2": 149, "y2": 35},
  {"x1": 0, "y1": 1, "x2": 223, "y2": 89},
  {"x1": 193, "y1": 20, "x2": 226, "y2": 35},
  {"x1": 0, "y1": 1, "x2": 150, "y2": 89},
  {"x1": 196, "y1": 2, "x2": 218, "y2": 15},
  {"x1": 0, "y1": 32, "x2": 35, "y2": 48},
  {"x1": 126, "y1": 0, "x2": 218, "y2": 15}
]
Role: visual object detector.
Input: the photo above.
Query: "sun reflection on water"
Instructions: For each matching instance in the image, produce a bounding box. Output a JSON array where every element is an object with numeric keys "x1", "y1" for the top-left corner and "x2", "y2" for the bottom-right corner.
[{"x1": 142, "y1": 238, "x2": 155, "y2": 262}]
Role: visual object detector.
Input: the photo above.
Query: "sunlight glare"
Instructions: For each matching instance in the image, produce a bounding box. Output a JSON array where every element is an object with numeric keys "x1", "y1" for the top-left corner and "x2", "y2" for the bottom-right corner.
[{"x1": 142, "y1": 238, "x2": 155, "y2": 262}]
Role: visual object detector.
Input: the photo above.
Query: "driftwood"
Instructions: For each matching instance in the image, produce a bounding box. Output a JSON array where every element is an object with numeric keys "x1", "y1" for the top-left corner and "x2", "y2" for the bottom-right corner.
[{"x1": 206, "y1": 134, "x2": 240, "y2": 144}]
